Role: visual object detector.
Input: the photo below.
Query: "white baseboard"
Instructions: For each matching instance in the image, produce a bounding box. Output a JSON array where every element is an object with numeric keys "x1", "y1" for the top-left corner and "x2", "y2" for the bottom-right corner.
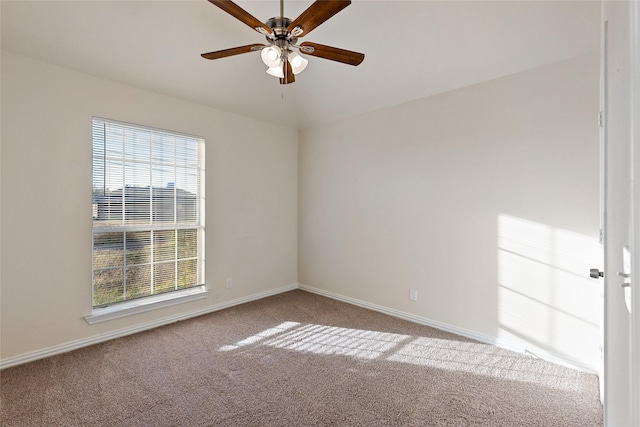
[
  {"x1": 1, "y1": 282, "x2": 598, "y2": 375},
  {"x1": 298, "y1": 284, "x2": 599, "y2": 374},
  {"x1": 0, "y1": 283, "x2": 299, "y2": 370}
]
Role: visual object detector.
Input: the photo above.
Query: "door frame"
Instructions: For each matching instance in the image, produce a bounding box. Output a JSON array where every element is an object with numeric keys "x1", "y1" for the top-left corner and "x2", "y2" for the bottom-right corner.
[
  {"x1": 599, "y1": 14, "x2": 607, "y2": 404},
  {"x1": 601, "y1": 1, "x2": 637, "y2": 424},
  {"x1": 631, "y1": 1, "x2": 640, "y2": 424}
]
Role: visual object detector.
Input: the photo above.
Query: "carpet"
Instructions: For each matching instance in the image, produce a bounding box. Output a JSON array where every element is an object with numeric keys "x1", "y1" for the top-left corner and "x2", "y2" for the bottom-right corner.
[{"x1": 0, "y1": 290, "x2": 603, "y2": 426}]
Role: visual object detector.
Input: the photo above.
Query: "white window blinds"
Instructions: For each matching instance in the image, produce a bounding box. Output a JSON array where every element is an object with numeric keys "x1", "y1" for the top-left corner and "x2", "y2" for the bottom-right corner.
[{"x1": 92, "y1": 118, "x2": 205, "y2": 308}]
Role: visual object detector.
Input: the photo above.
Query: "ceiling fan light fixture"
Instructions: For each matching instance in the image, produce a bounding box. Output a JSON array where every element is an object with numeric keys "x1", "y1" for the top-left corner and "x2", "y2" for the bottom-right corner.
[
  {"x1": 266, "y1": 65, "x2": 285, "y2": 78},
  {"x1": 288, "y1": 51, "x2": 308, "y2": 75},
  {"x1": 261, "y1": 45, "x2": 282, "y2": 67}
]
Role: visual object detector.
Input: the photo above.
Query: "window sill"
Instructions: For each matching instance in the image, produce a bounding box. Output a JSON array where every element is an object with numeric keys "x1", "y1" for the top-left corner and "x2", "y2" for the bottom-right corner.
[{"x1": 85, "y1": 286, "x2": 208, "y2": 325}]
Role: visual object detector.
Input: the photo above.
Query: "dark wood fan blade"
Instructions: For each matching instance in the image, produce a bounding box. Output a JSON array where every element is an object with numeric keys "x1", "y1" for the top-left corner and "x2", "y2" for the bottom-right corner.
[
  {"x1": 280, "y1": 61, "x2": 295, "y2": 85},
  {"x1": 208, "y1": 0, "x2": 272, "y2": 35},
  {"x1": 299, "y1": 42, "x2": 364, "y2": 66},
  {"x1": 201, "y1": 44, "x2": 264, "y2": 60},
  {"x1": 287, "y1": 0, "x2": 351, "y2": 38}
]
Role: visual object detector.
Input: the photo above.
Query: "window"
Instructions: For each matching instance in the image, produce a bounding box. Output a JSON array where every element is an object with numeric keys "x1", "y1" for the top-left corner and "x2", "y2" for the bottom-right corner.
[{"x1": 92, "y1": 118, "x2": 205, "y2": 309}]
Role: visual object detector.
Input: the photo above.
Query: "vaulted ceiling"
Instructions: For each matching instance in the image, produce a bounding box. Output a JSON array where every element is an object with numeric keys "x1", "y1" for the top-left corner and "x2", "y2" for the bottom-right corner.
[{"x1": 1, "y1": 1, "x2": 600, "y2": 129}]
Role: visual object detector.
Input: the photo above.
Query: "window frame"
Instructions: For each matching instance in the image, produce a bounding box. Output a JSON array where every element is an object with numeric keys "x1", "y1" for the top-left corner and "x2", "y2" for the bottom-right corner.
[{"x1": 88, "y1": 118, "x2": 206, "y2": 322}]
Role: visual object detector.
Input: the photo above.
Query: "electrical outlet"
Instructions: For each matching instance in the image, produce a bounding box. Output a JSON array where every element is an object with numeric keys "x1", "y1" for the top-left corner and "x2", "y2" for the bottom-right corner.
[
  {"x1": 226, "y1": 278, "x2": 233, "y2": 289},
  {"x1": 409, "y1": 288, "x2": 418, "y2": 302}
]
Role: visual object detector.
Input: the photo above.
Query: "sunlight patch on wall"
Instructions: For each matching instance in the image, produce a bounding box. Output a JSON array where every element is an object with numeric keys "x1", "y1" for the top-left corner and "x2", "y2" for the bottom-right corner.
[{"x1": 497, "y1": 214, "x2": 601, "y2": 368}]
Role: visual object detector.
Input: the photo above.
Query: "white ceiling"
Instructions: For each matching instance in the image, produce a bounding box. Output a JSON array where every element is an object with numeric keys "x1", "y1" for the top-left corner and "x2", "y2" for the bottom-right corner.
[{"x1": 1, "y1": 0, "x2": 600, "y2": 129}]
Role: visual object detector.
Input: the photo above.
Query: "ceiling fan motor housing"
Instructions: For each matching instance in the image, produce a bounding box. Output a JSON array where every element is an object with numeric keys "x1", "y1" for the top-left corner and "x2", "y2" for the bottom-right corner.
[
  {"x1": 264, "y1": 16, "x2": 300, "y2": 55},
  {"x1": 266, "y1": 17, "x2": 293, "y2": 39}
]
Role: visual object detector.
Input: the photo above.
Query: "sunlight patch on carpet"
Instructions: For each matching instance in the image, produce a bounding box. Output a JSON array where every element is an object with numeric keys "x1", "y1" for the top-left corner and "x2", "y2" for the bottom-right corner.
[
  {"x1": 219, "y1": 321, "x2": 300, "y2": 351},
  {"x1": 219, "y1": 321, "x2": 586, "y2": 391}
]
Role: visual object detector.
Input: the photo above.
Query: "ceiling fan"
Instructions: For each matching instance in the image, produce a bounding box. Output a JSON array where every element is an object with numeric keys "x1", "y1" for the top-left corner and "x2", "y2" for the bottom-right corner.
[{"x1": 201, "y1": 0, "x2": 365, "y2": 84}]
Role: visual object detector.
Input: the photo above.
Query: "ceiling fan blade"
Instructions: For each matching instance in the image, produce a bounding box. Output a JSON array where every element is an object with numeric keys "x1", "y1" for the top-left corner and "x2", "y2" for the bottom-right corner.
[
  {"x1": 299, "y1": 42, "x2": 364, "y2": 66},
  {"x1": 287, "y1": 0, "x2": 351, "y2": 38},
  {"x1": 280, "y1": 61, "x2": 295, "y2": 85},
  {"x1": 201, "y1": 44, "x2": 265, "y2": 60},
  {"x1": 208, "y1": 0, "x2": 272, "y2": 35}
]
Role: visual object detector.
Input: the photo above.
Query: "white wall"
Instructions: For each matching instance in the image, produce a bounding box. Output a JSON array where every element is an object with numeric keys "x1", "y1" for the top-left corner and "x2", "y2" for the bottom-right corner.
[
  {"x1": 0, "y1": 51, "x2": 298, "y2": 362},
  {"x1": 299, "y1": 54, "x2": 602, "y2": 370}
]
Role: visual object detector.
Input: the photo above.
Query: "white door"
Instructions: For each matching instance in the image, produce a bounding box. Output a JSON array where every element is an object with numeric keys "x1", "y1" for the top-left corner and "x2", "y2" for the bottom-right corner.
[{"x1": 600, "y1": 1, "x2": 638, "y2": 425}]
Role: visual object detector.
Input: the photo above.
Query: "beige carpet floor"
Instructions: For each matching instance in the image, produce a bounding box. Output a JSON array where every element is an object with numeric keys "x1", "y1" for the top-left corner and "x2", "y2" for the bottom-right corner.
[{"x1": 1, "y1": 290, "x2": 603, "y2": 426}]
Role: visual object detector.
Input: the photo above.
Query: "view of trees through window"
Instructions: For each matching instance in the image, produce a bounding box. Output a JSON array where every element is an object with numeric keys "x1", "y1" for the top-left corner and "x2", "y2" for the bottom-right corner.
[{"x1": 92, "y1": 118, "x2": 204, "y2": 308}]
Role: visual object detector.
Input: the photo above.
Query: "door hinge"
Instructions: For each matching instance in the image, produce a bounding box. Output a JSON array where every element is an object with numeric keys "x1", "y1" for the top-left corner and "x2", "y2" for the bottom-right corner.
[
  {"x1": 598, "y1": 111, "x2": 604, "y2": 128},
  {"x1": 599, "y1": 228, "x2": 604, "y2": 244}
]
